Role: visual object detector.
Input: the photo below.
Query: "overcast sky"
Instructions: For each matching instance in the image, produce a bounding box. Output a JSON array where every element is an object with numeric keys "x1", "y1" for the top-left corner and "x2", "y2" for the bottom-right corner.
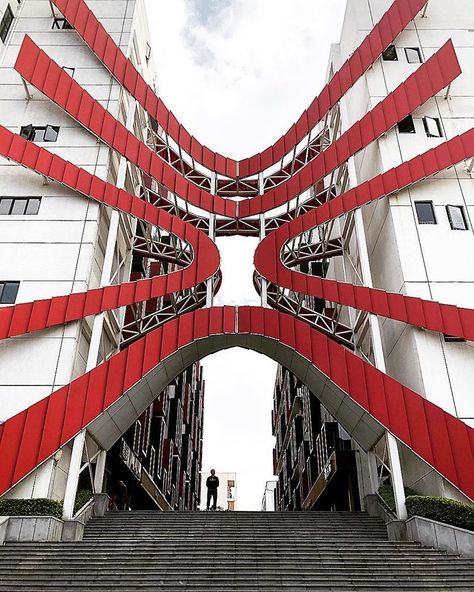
[{"x1": 144, "y1": 0, "x2": 347, "y2": 510}]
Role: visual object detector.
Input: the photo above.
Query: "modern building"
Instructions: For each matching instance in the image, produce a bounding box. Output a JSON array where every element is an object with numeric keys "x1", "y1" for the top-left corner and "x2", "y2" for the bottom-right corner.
[
  {"x1": 261, "y1": 480, "x2": 277, "y2": 512},
  {"x1": 105, "y1": 361, "x2": 205, "y2": 511},
  {"x1": 0, "y1": 0, "x2": 473, "y2": 526},
  {"x1": 321, "y1": 0, "x2": 474, "y2": 505},
  {"x1": 272, "y1": 366, "x2": 360, "y2": 511},
  {"x1": 200, "y1": 471, "x2": 237, "y2": 511}
]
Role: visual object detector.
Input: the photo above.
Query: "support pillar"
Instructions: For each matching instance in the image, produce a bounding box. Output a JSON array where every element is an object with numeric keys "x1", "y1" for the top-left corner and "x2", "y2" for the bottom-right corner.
[
  {"x1": 62, "y1": 429, "x2": 86, "y2": 520},
  {"x1": 93, "y1": 449, "x2": 107, "y2": 494},
  {"x1": 367, "y1": 451, "x2": 379, "y2": 494},
  {"x1": 386, "y1": 432, "x2": 407, "y2": 520}
]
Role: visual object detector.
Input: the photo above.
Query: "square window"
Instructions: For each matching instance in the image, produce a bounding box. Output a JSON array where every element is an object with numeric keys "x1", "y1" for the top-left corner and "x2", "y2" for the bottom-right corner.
[
  {"x1": 62, "y1": 66, "x2": 75, "y2": 77},
  {"x1": 405, "y1": 47, "x2": 423, "y2": 63},
  {"x1": 0, "y1": 198, "x2": 13, "y2": 214},
  {"x1": 382, "y1": 45, "x2": 398, "y2": 61},
  {"x1": 26, "y1": 198, "x2": 41, "y2": 215},
  {"x1": 423, "y1": 117, "x2": 443, "y2": 138},
  {"x1": 398, "y1": 115, "x2": 416, "y2": 134},
  {"x1": 52, "y1": 17, "x2": 73, "y2": 30},
  {"x1": 0, "y1": 4, "x2": 14, "y2": 44},
  {"x1": 43, "y1": 125, "x2": 59, "y2": 142},
  {"x1": 0, "y1": 281, "x2": 20, "y2": 304},
  {"x1": 415, "y1": 201, "x2": 437, "y2": 225},
  {"x1": 11, "y1": 199, "x2": 27, "y2": 214},
  {"x1": 446, "y1": 205, "x2": 468, "y2": 230},
  {"x1": 20, "y1": 124, "x2": 34, "y2": 140}
]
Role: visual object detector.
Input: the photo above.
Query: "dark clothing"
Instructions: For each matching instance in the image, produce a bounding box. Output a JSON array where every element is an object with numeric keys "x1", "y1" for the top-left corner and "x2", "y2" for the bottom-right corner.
[
  {"x1": 206, "y1": 475, "x2": 219, "y2": 490},
  {"x1": 206, "y1": 475, "x2": 219, "y2": 510},
  {"x1": 206, "y1": 488, "x2": 217, "y2": 510}
]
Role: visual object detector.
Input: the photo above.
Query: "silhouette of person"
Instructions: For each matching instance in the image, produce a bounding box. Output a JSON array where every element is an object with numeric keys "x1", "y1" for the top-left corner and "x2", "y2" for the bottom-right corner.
[
  {"x1": 117, "y1": 479, "x2": 128, "y2": 511},
  {"x1": 206, "y1": 469, "x2": 219, "y2": 510}
]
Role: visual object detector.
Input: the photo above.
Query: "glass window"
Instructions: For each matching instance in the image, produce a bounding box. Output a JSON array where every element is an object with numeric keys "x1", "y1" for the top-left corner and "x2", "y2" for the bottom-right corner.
[
  {"x1": 20, "y1": 124, "x2": 34, "y2": 140},
  {"x1": 0, "y1": 4, "x2": 14, "y2": 44},
  {"x1": 423, "y1": 117, "x2": 443, "y2": 138},
  {"x1": 62, "y1": 66, "x2": 75, "y2": 77},
  {"x1": 20, "y1": 125, "x2": 59, "y2": 143},
  {"x1": 0, "y1": 197, "x2": 41, "y2": 215},
  {"x1": 52, "y1": 17, "x2": 73, "y2": 30},
  {"x1": 446, "y1": 205, "x2": 468, "y2": 230},
  {"x1": 11, "y1": 199, "x2": 27, "y2": 215},
  {"x1": 0, "y1": 281, "x2": 20, "y2": 304},
  {"x1": 382, "y1": 45, "x2": 398, "y2": 61},
  {"x1": 43, "y1": 125, "x2": 59, "y2": 142},
  {"x1": 0, "y1": 198, "x2": 13, "y2": 214},
  {"x1": 405, "y1": 47, "x2": 423, "y2": 63},
  {"x1": 415, "y1": 201, "x2": 437, "y2": 225},
  {"x1": 26, "y1": 198, "x2": 41, "y2": 215},
  {"x1": 398, "y1": 115, "x2": 416, "y2": 134}
]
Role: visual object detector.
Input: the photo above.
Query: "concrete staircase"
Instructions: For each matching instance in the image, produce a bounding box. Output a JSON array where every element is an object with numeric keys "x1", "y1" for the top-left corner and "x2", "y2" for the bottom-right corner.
[{"x1": 0, "y1": 510, "x2": 473, "y2": 590}]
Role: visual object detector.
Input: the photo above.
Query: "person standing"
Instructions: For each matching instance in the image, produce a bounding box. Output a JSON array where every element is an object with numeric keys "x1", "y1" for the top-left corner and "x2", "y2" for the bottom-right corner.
[{"x1": 206, "y1": 469, "x2": 219, "y2": 510}]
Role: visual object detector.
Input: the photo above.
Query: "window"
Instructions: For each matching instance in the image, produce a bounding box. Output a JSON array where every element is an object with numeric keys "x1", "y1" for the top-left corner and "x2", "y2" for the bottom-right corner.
[
  {"x1": 62, "y1": 66, "x2": 75, "y2": 77},
  {"x1": 52, "y1": 17, "x2": 73, "y2": 30},
  {"x1": 382, "y1": 45, "x2": 398, "y2": 61},
  {"x1": 0, "y1": 197, "x2": 41, "y2": 215},
  {"x1": 444, "y1": 334, "x2": 466, "y2": 343},
  {"x1": 398, "y1": 115, "x2": 416, "y2": 134},
  {"x1": 405, "y1": 47, "x2": 423, "y2": 63},
  {"x1": 145, "y1": 42, "x2": 152, "y2": 62},
  {"x1": 0, "y1": 4, "x2": 13, "y2": 44},
  {"x1": 415, "y1": 201, "x2": 437, "y2": 225},
  {"x1": 446, "y1": 205, "x2": 468, "y2": 230},
  {"x1": 423, "y1": 116, "x2": 443, "y2": 138},
  {"x1": 0, "y1": 281, "x2": 20, "y2": 304},
  {"x1": 20, "y1": 125, "x2": 59, "y2": 142}
]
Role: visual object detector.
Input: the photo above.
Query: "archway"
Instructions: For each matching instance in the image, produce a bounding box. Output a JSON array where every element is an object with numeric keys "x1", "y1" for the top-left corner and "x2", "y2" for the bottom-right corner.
[{"x1": 1, "y1": 307, "x2": 472, "y2": 506}]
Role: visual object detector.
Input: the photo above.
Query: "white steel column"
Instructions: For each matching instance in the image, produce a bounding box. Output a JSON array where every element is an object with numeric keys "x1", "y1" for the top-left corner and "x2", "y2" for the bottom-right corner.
[
  {"x1": 62, "y1": 99, "x2": 137, "y2": 516},
  {"x1": 367, "y1": 451, "x2": 380, "y2": 494},
  {"x1": 206, "y1": 213, "x2": 216, "y2": 307},
  {"x1": 93, "y1": 450, "x2": 107, "y2": 494},
  {"x1": 354, "y1": 210, "x2": 407, "y2": 519},
  {"x1": 62, "y1": 429, "x2": 86, "y2": 519},
  {"x1": 258, "y1": 172, "x2": 268, "y2": 307}
]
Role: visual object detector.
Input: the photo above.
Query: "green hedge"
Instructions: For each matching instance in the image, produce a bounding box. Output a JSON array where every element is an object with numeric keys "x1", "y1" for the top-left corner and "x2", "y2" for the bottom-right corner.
[
  {"x1": 0, "y1": 498, "x2": 62, "y2": 518},
  {"x1": 378, "y1": 485, "x2": 416, "y2": 513},
  {"x1": 74, "y1": 490, "x2": 93, "y2": 515},
  {"x1": 406, "y1": 496, "x2": 474, "y2": 532}
]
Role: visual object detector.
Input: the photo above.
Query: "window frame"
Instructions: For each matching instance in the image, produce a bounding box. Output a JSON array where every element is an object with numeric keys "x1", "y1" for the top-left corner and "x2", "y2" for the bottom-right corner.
[
  {"x1": 404, "y1": 47, "x2": 423, "y2": 64},
  {"x1": 415, "y1": 200, "x2": 437, "y2": 225},
  {"x1": 0, "y1": 281, "x2": 20, "y2": 304},
  {"x1": 397, "y1": 115, "x2": 416, "y2": 134},
  {"x1": 382, "y1": 45, "x2": 398, "y2": 61},
  {"x1": 0, "y1": 197, "x2": 41, "y2": 215},
  {"x1": 20, "y1": 125, "x2": 59, "y2": 143},
  {"x1": 423, "y1": 116, "x2": 443, "y2": 138},
  {"x1": 0, "y1": 4, "x2": 14, "y2": 44},
  {"x1": 52, "y1": 17, "x2": 73, "y2": 30},
  {"x1": 446, "y1": 205, "x2": 468, "y2": 230}
]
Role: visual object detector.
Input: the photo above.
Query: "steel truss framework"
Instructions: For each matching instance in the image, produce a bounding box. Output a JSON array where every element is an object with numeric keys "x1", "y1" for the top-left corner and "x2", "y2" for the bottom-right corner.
[{"x1": 0, "y1": 0, "x2": 473, "y2": 503}]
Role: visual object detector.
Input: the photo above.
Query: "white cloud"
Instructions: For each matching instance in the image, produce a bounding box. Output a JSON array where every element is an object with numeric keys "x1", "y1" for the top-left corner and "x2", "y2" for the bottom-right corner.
[{"x1": 144, "y1": 0, "x2": 346, "y2": 509}]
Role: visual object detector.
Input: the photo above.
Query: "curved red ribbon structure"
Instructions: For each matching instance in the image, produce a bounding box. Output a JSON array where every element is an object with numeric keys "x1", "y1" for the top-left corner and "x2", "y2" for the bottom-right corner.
[{"x1": 1, "y1": 0, "x2": 473, "y2": 504}]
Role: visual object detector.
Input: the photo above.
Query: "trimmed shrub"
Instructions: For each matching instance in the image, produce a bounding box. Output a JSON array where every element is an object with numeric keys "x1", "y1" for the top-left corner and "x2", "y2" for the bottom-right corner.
[
  {"x1": 378, "y1": 485, "x2": 416, "y2": 513},
  {"x1": 74, "y1": 490, "x2": 93, "y2": 515},
  {"x1": 406, "y1": 496, "x2": 474, "y2": 532},
  {"x1": 0, "y1": 498, "x2": 62, "y2": 518}
]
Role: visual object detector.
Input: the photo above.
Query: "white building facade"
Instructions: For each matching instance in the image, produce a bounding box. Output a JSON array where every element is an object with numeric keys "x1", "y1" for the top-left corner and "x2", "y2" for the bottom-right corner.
[
  {"x1": 0, "y1": 0, "x2": 155, "y2": 511},
  {"x1": 326, "y1": 0, "x2": 474, "y2": 502}
]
